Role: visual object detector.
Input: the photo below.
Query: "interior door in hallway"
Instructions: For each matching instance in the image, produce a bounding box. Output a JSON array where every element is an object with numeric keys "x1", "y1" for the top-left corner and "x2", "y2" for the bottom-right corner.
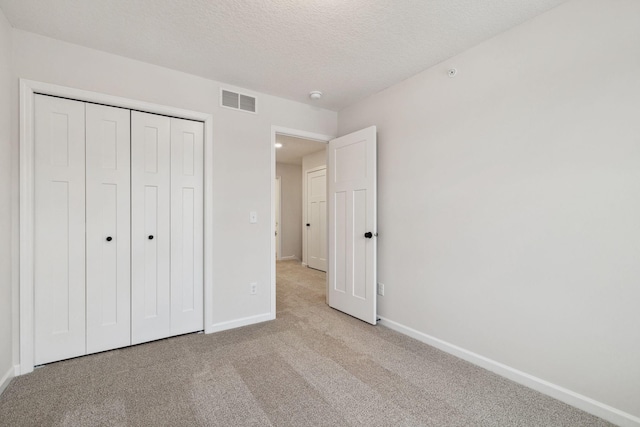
[
  {"x1": 327, "y1": 126, "x2": 377, "y2": 325},
  {"x1": 306, "y1": 168, "x2": 327, "y2": 271}
]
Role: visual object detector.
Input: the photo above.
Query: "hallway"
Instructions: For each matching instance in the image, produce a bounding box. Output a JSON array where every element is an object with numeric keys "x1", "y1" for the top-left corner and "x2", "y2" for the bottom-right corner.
[{"x1": 0, "y1": 261, "x2": 609, "y2": 426}]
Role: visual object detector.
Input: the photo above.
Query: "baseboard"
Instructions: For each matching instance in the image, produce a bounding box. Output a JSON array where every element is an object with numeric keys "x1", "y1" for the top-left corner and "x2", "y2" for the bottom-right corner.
[
  {"x1": 279, "y1": 255, "x2": 300, "y2": 261},
  {"x1": 0, "y1": 365, "x2": 15, "y2": 396},
  {"x1": 208, "y1": 312, "x2": 274, "y2": 333},
  {"x1": 378, "y1": 316, "x2": 640, "y2": 427}
]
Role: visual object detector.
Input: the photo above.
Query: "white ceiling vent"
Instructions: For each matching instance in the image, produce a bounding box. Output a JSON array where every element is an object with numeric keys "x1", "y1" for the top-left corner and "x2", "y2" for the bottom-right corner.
[{"x1": 220, "y1": 89, "x2": 257, "y2": 114}]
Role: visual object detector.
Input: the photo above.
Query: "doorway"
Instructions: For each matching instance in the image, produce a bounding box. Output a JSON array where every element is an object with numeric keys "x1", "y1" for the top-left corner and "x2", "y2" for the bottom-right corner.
[
  {"x1": 274, "y1": 134, "x2": 327, "y2": 266},
  {"x1": 270, "y1": 125, "x2": 378, "y2": 324},
  {"x1": 270, "y1": 127, "x2": 333, "y2": 313}
]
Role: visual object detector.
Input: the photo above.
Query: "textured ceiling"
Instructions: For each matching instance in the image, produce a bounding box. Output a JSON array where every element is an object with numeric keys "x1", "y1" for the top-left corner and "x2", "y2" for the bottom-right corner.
[
  {"x1": 0, "y1": 0, "x2": 568, "y2": 110},
  {"x1": 276, "y1": 135, "x2": 326, "y2": 166}
]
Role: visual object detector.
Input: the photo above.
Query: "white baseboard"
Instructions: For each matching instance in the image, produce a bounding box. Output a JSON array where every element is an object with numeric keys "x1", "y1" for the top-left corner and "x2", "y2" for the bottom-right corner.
[
  {"x1": 0, "y1": 365, "x2": 15, "y2": 396},
  {"x1": 378, "y1": 316, "x2": 640, "y2": 427},
  {"x1": 279, "y1": 255, "x2": 300, "y2": 261},
  {"x1": 207, "y1": 312, "x2": 274, "y2": 333}
]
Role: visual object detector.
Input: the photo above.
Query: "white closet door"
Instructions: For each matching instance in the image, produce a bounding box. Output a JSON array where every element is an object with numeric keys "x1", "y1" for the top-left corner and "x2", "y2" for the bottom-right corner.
[
  {"x1": 131, "y1": 111, "x2": 172, "y2": 344},
  {"x1": 170, "y1": 118, "x2": 204, "y2": 335},
  {"x1": 85, "y1": 104, "x2": 131, "y2": 354},
  {"x1": 34, "y1": 95, "x2": 86, "y2": 364}
]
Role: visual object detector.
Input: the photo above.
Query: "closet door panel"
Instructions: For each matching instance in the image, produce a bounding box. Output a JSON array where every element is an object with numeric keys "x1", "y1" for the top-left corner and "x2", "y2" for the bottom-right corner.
[
  {"x1": 170, "y1": 118, "x2": 204, "y2": 335},
  {"x1": 34, "y1": 95, "x2": 86, "y2": 365},
  {"x1": 131, "y1": 111, "x2": 172, "y2": 344},
  {"x1": 86, "y1": 104, "x2": 131, "y2": 354}
]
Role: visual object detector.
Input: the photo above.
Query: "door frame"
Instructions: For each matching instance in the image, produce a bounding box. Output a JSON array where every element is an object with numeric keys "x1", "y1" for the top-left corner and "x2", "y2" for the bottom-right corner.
[
  {"x1": 270, "y1": 126, "x2": 334, "y2": 316},
  {"x1": 275, "y1": 175, "x2": 282, "y2": 261},
  {"x1": 19, "y1": 79, "x2": 214, "y2": 375}
]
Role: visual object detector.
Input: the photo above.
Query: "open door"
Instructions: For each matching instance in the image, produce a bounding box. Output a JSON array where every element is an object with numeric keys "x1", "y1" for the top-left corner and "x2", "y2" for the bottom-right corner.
[{"x1": 328, "y1": 126, "x2": 377, "y2": 325}]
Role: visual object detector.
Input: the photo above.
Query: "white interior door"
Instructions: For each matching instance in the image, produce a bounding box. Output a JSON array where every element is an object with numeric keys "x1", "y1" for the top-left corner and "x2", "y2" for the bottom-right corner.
[
  {"x1": 307, "y1": 168, "x2": 327, "y2": 271},
  {"x1": 131, "y1": 111, "x2": 172, "y2": 344},
  {"x1": 34, "y1": 95, "x2": 87, "y2": 364},
  {"x1": 170, "y1": 117, "x2": 204, "y2": 336},
  {"x1": 85, "y1": 103, "x2": 131, "y2": 354},
  {"x1": 328, "y1": 126, "x2": 377, "y2": 325}
]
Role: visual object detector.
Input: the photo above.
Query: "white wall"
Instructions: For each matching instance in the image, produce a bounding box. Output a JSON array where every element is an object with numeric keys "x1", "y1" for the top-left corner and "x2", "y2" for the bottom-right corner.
[
  {"x1": 301, "y1": 149, "x2": 326, "y2": 265},
  {"x1": 275, "y1": 162, "x2": 302, "y2": 260},
  {"x1": 0, "y1": 8, "x2": 14, "y2": 390},
  {"x1": 339, "y1": 0, "x2": 640, "y2": 422},
  {"x1": 302, "y1": 149, "x2": 327, "y2": 172},
  {"x1": 8, "y1": 29, "x2": 337, "y2": 365}
]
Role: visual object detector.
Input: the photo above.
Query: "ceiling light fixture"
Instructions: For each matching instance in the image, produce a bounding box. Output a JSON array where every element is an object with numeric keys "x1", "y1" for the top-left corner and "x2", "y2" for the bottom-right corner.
[
  {"x1": 275, "y1": 143, "x2": 283, "y2": 148},
  {"x1": 309, "y1": 91, "x2": 323, "y2": 100}
]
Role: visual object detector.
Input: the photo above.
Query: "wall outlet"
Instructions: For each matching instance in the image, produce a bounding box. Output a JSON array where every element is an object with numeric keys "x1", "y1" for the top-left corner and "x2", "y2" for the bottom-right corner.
[
  {"x1": 377, "y1": 282, "x2": 385, "y2": 296},
  {"x1": 249, "y1": 282, "x2": 258, "y2": 295}
]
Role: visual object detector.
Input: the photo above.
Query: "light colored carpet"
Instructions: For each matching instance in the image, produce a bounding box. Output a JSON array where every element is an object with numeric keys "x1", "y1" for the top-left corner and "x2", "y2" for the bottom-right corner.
[{"x1": 0, "y1": 260, "x2": 611, "y2": 426}]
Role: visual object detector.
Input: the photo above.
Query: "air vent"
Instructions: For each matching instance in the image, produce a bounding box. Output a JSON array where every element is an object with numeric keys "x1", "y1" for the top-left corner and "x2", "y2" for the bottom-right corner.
[{"x1": 220, "y1": 89, "x2": 257, "y2": 113}]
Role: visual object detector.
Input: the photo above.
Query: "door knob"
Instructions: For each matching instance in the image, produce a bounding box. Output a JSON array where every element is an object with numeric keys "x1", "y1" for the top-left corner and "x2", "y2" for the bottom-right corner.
[
  {"x1": 148, "y1": 235, "x2": 154, "y2": 240},
  {"x1": 306, "y1": 223, "x2": 310, "y2": 227},
  {"x1": 364, "y1": 232, "x2": 373, "y2": 238},
  {"x1": 106, "y1": 236, "x2": 113, "y2": 242}
]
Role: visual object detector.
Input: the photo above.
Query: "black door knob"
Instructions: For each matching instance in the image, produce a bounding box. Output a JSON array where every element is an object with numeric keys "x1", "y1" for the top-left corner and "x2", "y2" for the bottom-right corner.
[
  {"x1": 306, "y1": 223, "x2": 310, "y2": 227},
  {"x1": 148, "y1": 235, "x2": 154, "y2": 240},
  {"x1": 106, "y1": 236, "x2": 112, "y2": 242},
  {"x1": 364, "y1": 232, "x2": 373, "y2": 238}
]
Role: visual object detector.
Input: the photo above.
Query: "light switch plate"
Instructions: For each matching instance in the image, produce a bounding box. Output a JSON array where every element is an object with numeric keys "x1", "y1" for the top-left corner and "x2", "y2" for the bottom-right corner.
[{"x1": 250, "y1": 211, "x2": 257, "y2": 223}]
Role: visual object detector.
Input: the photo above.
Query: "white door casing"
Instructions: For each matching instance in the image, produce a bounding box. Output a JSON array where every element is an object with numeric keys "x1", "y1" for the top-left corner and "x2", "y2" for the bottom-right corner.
[
  {"x1": 131, "y1": 111, "x2": 172, "y2": 345},
  {"x1": 34, "y1": 95, "x2": 87, "y2": 364},
  {"x1": 85, "y1": 103, "x2": 131, "y2": 354},
  {"x1": 328, "y1": 126, "x2": 377, "y2": 325},
  {"x1": 275, "y1": 176, "x2": 281, "y2": 260},
  {"x1": 307, "y1": 168, "x2": 327, "y2": 272},
  {"x1": 170, "y1": 117, "x2": 204, "y2": 336}
]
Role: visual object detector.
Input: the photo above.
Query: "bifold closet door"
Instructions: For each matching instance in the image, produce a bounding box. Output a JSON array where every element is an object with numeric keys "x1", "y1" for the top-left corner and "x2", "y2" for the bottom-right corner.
[
  {"x1": 170, "y1": 118, "x2": 204, "y2": 335},
  {"x1": 131, "y1": 111, "x2": 172, "y2": 345},
  {"x1": 34, "y1": 95, "x2": 86, "y2": 365},
  {"x1": 85, "y1": 104, "x2": 131, "y2": 354},
  {"x1": 131, "y1": 113, "x2": 204, "y2": 344}
]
